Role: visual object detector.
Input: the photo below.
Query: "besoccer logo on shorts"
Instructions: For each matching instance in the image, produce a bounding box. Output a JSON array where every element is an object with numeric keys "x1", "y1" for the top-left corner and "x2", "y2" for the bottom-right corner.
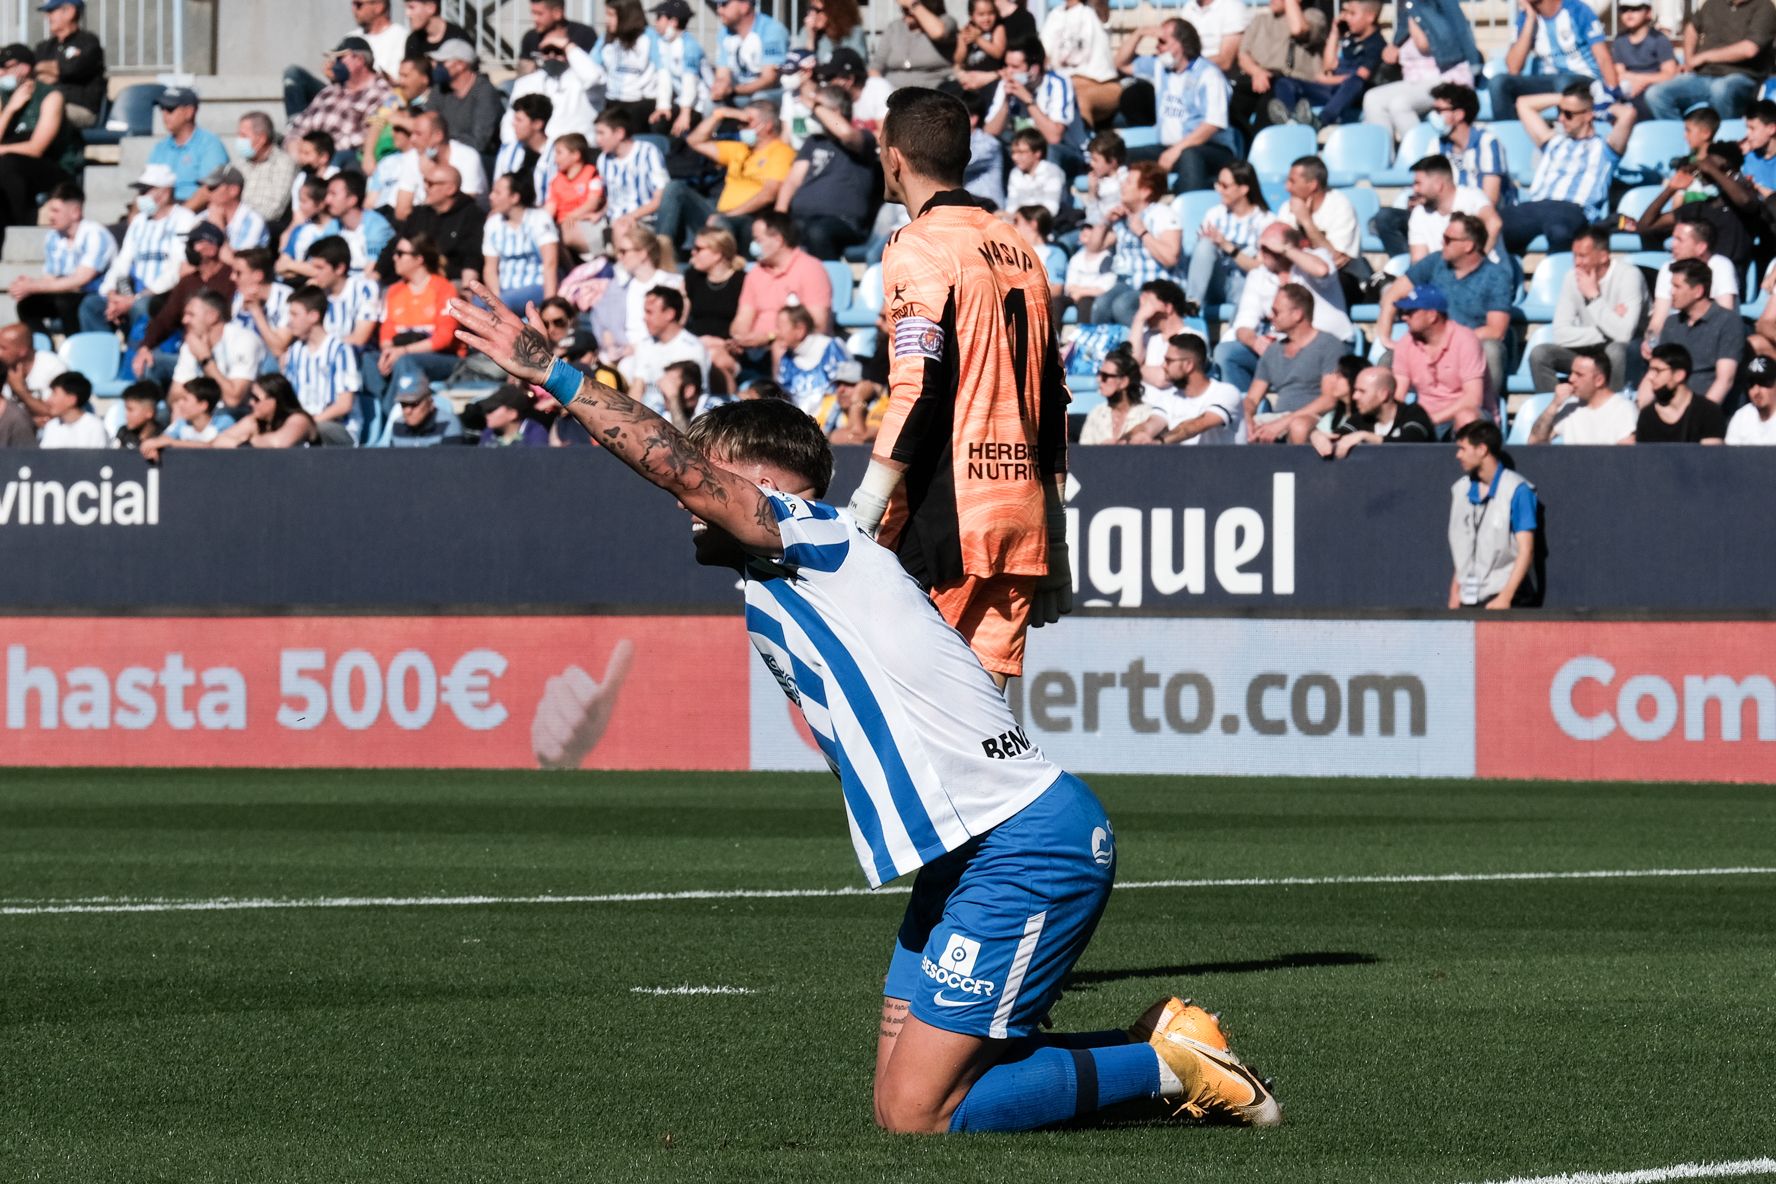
[
  {"x1": 941, "y1": 933, "x2": 981, "y2": 976},
  {"x1": 922, "y1": 933, "x2": 996, "y2": 1002}
]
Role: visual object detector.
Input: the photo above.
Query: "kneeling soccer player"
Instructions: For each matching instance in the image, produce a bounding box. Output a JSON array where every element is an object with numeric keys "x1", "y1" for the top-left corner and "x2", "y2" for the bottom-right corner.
[{"x1": 449, "y1": 283, "x2": 1281, "y2": 1134}]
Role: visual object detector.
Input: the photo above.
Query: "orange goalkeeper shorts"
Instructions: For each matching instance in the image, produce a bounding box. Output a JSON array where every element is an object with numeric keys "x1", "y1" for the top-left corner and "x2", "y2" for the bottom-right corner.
[{"x1": 929, "y1": 572, "x2": 1037, "y2": 679}]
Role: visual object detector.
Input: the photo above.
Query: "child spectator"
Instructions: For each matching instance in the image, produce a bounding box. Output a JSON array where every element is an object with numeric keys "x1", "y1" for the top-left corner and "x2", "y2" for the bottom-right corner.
[
  {"x1": 773, "y1": 304, "x2": 849, "y2": 414},
  {"x1": 113, "y1": 382, "x2": 163, "y2": 451},
  {"x1": 1080, "y1": 130, "x2": 1127, "y2": 226},
  {"x1": 1612, "y1": 0, "x2": 1676, "y2": 110},
  {"x1": 595, "y1": 107, "x2": 670, "y2": 239},
  {"x1": 1005, "y1": 127, "x2": 1066, "y2": 217},
  {"x1": 1063, "y1": 221, "x2": 1117, "y2": 322},
  {"x1": 281, "y1": 285, "x2": 358, "y2": 445},
  {"x1": 547, "y1": 132, "x2": 607, "y2": 256},
  {"x1": 1271, "y1": 0, "x2": 1385, "y2": 128},
  {"x1": 1011, "y1": 205, "x2": 1065, "y2": 285},
  {"x1": 141, "y1": 376, "x2": 229, "y2": 459},
  {"x1": 37, "y1": 371, "x2": 108, "y2": 449}
]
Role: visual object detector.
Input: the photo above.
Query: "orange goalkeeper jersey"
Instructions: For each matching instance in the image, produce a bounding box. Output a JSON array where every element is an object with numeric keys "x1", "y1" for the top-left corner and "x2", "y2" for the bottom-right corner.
[{"x1": 875, "y1": 190, "x2": 1069, "y2": 587}]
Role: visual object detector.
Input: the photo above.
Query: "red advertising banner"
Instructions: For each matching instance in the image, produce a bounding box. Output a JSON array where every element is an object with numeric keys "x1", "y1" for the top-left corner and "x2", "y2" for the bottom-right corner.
[
  {"x1": 0, "y1": 617, "x2": 749, "y2": 769},
  {"x1": 1476, "y1": 622, "x2": 1776, "y2": 782}
]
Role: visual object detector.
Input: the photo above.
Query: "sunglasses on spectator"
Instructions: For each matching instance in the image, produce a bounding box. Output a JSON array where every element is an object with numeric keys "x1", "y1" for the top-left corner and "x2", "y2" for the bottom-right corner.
[
  {"x1": 1558, "y1": 106, "x2": 1590, "y2": 120},
  {"x1": 393, "y1": 246, "x2": 417, "y2": 256},
  {"x1": 1442, "y1": 233, "x2": 1469, "y2": 245},
  {"x1": 542, "y1": 315, "x2": 571, "y2": 328},
  {"x1": 1097, "y1": 370, "x2": 1124, "y2": 381}
]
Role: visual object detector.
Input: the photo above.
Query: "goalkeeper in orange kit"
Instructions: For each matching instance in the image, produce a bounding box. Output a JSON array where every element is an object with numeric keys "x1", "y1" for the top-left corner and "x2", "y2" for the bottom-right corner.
[{"x1": 846, "y1": 87, "x2": 1073, "y2": 686}]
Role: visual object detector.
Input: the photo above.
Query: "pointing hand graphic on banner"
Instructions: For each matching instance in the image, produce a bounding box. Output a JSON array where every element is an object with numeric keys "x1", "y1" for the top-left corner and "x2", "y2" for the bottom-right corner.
[{"x1": 531, "y1": 641, "x2": 635, "y2": 769}]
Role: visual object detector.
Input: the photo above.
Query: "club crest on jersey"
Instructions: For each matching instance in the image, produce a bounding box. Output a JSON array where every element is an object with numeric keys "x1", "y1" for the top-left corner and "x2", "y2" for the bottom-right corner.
[{"x1": 893, "y1": 315, "x2": 945, "y2": 361}]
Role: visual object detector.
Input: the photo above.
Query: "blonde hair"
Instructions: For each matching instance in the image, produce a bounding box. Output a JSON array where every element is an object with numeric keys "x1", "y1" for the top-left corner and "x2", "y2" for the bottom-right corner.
[
  {"x1": 692, "y1": 227, "x2": 739, "y2": 268},
  {"x1": 617, "y1": 223, "x2": 677, "y2": 271}
]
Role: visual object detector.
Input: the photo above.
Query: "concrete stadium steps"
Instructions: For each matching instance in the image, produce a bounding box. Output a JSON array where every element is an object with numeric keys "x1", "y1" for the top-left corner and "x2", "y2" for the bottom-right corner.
[{"x1": 2, "y1": 228, "x2": 50, "y2": 266}]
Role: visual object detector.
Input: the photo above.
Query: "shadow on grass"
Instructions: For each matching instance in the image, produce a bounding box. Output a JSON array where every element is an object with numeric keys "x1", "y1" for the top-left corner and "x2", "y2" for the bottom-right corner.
[{"x1": 1066, "y1": 950, "x2": 1380, "y2": 990}]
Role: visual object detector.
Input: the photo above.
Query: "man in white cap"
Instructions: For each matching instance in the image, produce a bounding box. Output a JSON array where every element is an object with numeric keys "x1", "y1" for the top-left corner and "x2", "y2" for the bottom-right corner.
[{"x1": 78, "y1": 162, "x2": 198, "y2": 334}]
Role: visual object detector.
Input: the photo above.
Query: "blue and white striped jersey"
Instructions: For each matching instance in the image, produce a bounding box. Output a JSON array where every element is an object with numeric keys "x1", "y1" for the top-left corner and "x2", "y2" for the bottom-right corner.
[
  {"x1": 1154, "y1": 56, "x2": 1238, "y2": 154},
  {"x1": 594, "y1": 29, "x2": 665, "y2": 104},
  {"x1": 483, "y1": 208, "x2": 560, "y2": 292},
  {"x1": 743, "y1": 492, "x2": 1061, "y2": 887},
  {"x1": 659, "y1": 31, "x2": 709, "y2": 114},
  {"x1": 1200, "y1": 203, "x2": 1274, "y2": 256},
  {"x1": 1527, "y1": 131, "x2": 1618, "y2": 218},
  {"x1": 223, "y1": 204, "x2": 270, "y2": 251},
  {"x1": 233, "y1": 281, "x2": 292, "y2": 341},
  {"x1": 323, "y1": 274, "x2": 382, "y2": 343},
  {"x1": 495, "y1": 140, "x2": 560, "y2": 205},
  {"x1": 1442, "y1": 126, "x2": 1516, "y2": 202},
  {"x1": 1516, "y1": 0, "x2": 1606, "y2": 80},
  {"x1": 597, "y1": 140, "x2": 669, "y2": 218},
  {"x1": 987, "y1": 71, "x2": 1089, "y2": 153},
  {"x1": 102, "y1": 207, "x2": 197, "y2": 296},
  {"x1": 282, "y1": 334, "x2": 361, "y2": 421},
  {"x1": 718, "y1": 12, "x2": 790, "y2": 99},
  {"x1": 284, "y1": 221, "x2": 327, "y2": 263},
  {"x1": 45, "y1": 219, "x2": 116, "y2": 293}
]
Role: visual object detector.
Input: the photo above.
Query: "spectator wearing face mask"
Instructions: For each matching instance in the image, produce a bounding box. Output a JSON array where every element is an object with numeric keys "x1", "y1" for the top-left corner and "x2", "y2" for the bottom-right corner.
[
  {"x1": 658, "y1": 100, "x2": 796, "y2": 255},
  {"x1": 80, "y1": 163, "x2": 197, "y2": 335},
  {"x1": 284, "y1": 38, "x2": 396, "y2": 162},
  {"x1": 428, "y1": 39, "x2": 502, "y2": 156},
  {"x1": 508, "y1": 29, "x2": 599, "y2": 141},
  {"x1": 134, "y1": 221, "x2": 235, "y2": 388}
]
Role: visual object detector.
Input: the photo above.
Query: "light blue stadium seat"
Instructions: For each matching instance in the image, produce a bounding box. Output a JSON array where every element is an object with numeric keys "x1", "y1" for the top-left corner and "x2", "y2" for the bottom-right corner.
[
  {"x1": 1068, "y1": 372, "x2": 1100, "y2": 399},
  {"x1": 1610, "y1": 184, "x2": 1665, "y2": 250},
  {"x1": 1743, "y1": 260, "x2": 1768, "y2": 319},
  {"x1": 1718, "y1": 117, "x2": 1748, "y2": 142},
  {"x1": 1617, "y1": 120, "x2": 1689, "y2": 187},
  {"x1": 1509, "y1": 392, "x2": 1553, "y2": 444},
  {"x1": 837, "y1": 262, "x2": 883, "y2": 328},
  {"x1": 58, "y1": 331, "x2": 130, "y2": 399},
  {"x1": 1486, "y1": 120, "x2": 1539, "y2": 189},
  {"x1": 1508, "y1": 325, "x2": 1553, "y2": 394},
  {"x1": 1342, "y1": 184, "x2": 1381, "y2": 250},
  {"x1": 1519, "y1": 253, "x2": 1571, "y2": 322},
  {"x1": 33, "y1": 332, "x2": 52, "y2": 353},
  {"x1": 823, "y1": 261, "x2": 854, "y2": 318},
  {"x1": 844, "y1": 328, "x2": 878, "y2": 358},
  {"x1": 1174, "y1": 188, "x2": 1220, "y2": 257},
  {"x1": 1119, "y1": 124, "x2": 1160, "y2": 150},
  {"x1": 1249, "y1": 124, "x2": 1316, "y2": 189},
  {"x1": 1323, "y1": 124, "x2": 1391, "y2": 189},
  {"x1": 1372, "y1": 121, "x2": 1440, "y2": 187},
  {"x1": 1624, "y1": 249, "x2": 1671, "y2": 278}
]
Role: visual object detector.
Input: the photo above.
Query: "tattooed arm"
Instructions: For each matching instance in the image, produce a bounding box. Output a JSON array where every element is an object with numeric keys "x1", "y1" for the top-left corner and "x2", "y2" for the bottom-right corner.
[{"x1": 450, "y1": 282, "x2": 785, "y2": 556}]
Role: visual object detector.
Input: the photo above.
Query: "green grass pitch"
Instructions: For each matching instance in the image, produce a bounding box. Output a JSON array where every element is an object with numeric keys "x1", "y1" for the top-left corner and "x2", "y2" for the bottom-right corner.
[{"x1": 3, "y1": 769, "x2": 1774, "y2": 1184}]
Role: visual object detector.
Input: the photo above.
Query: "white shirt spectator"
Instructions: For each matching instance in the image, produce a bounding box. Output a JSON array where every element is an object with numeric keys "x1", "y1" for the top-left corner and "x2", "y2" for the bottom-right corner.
[
  {"x1": 101, "y1": 207, "x2": 199, "y2": 297},
  {"x1": 624, "y1": 329, "x2": 711, "y2": 409},
  {"x1": 1078, "y1": 400, "x2": 1164, "y2": 443},
  {"x1": 164, "y1": 416, "x2": 224, "y2": 443},
  {"x1": 392, "y1": 143, "x2": 489, "y2": 204},
  {"x1": 1278, "y1": 190, "x2": 1360, "y2": 261},
  {"x1": 1725, "y1": 402, "x2": 1776, "y2": 444},
  {"x1": 594, "y1": 29, "x2": 668, "y2": 105},
  {"x1": 21, "y1": 349, "x2": 67, "y2": 400},
  {"x1": 173, "y1": 323, "x2": 267, "y2": 387},
  {"x1": 39, "y1": 411, "x2": 110, "y2": 449},
  {"x1": 1407, "y1": 186, "x2": 1492, "y2": 256},
  {"x1": 1231, "y1": 248, "x2": 1352, "y2": 342},
  {"x1": 1064, "y1": 245, "x2": 1116, "y2": 297},
  {"x1": 503, "y1": 42, "x2": 601, "y2": 141},
  {"x1": 854, "y1": 76, "x2": 894, "y2": 130},
  {"x1": 1156, "y1": 379, "x2": 1243, "y2": 444},
  {"x1": 1006, "y1": 159, "x2": 1066, "y2": 217},
  {"x1": 1654, "y1": 255, "x2": 1739, "y2": 303},
  {"x1": 362, "y1": 21, "x2": 411, "y2": 79},
  {"x1": 622, "y1": 271, "x2": 687, "y2": 348},
  {"x1": 367, "y1": 149, "x2": 408, "y2": 210},
  {"x1": 1179, "y1": 0, "x2": 1250, "y2": 61},
  {"x1": 1040, "y1": 3, "x2": 1117, "y2": 81},
  {"x1": 1550, "y1": 395, "x2": 1638, "y2": 444}
]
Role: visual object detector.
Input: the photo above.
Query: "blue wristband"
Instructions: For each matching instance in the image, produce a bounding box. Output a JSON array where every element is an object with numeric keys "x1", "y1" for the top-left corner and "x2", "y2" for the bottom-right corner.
[{"x1": 543, "y1": 358, "x2": 582, "y2": 404}]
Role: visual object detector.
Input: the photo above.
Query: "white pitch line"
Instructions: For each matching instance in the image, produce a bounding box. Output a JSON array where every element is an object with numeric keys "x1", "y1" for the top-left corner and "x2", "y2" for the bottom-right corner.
[
  {"x1": 1461, "y1": 1157, "x2": 1776, "y2": 1184},
  {"x1": 1, "y1": 866, "x2": 1773, "y2": 918},
  {"x1": 630, "y1": 985, "x2": 754, "y2": 996}
]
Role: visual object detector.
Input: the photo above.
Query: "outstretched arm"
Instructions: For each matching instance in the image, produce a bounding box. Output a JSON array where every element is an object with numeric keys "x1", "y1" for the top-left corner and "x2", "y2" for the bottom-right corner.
[{"x1": 450, "y1": 282, "x2": 783, "y2": 555}]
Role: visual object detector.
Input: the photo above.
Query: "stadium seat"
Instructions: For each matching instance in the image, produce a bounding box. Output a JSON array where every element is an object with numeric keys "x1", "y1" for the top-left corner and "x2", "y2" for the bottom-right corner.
[
  {"x1": 823, "y1": 261, "x2": 855, "y2": 319},
  {"x1": 1519, "y1": 253, "x2": 1571, "y2": 322},
  {"x1": 1174, "y1": 189, "x2": 1220, "y2": 257},
  {"x1": 1617, "y1": 120, "x2": 1689, "y2": 187},
  {"x1": 1119, "y1": 125, "x2": 1160, "y2": 150},
  {"x1": 1372, "y1": 121, "x2": 1440, "y2": 187},
  {"x1": 1249, "y1": 125, "x2": 1316, "y2": 190},
  {"x1": 1610, "y1": 184, "x2": 1665, "y2": 250},
  {"x1": 636, "y1": 132, "x2": 671, "y2": 160},
  {"x1": 1508, "y1": 325, "x2": 1553, "y2": 394},
  {"x1": 33, "y1": 332, "x2": 52, "y2": 353},
  {"x1": 837, "y1": 262, "x2": 882, "y2": 328},
  {"x1": 82, "y1": 82, "x2": 163, "y2": 147},
  {"x1": 58, "y1": 331, "x2": 130, "y2": 398},
  {"x1": 1323, "y1": 124, "x2": 1391, "y2": 188},
  {"x1": 1718, "y1": 117, "x2": 1748, "y2": 142},
  {"x1": 1342, "y1": 186, "x2": 1381, "y2": 252},
  {"x1": 1486, "y1": 121, "x2": 1538, "y2": 189},
  {"x1": 1508, "y1": 392, "x2": 1553, "y2": 444},
  {"x1": 844, "y1": 328, "x2": 878, "y2": 358}
]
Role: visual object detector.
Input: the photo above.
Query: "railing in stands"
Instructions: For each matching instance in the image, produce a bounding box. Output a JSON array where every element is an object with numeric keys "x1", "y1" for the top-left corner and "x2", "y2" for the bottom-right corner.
[{"x1": 3, "y1": 0, "x2": 186, "y2": 72}]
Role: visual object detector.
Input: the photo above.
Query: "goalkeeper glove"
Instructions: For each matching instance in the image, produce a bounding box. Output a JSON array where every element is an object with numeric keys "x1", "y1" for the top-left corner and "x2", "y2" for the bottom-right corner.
[
  {"x1": 846, "y1": 459, "x2": 900, "y2": 540},
  {"x1": 1032, "y1": 503, "x2": 1073, "y2": 628}
]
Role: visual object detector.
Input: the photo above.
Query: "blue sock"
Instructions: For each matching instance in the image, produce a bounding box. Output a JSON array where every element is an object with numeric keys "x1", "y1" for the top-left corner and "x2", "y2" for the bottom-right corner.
[{"x1": 947, "y1": 1042, "x2": 1161, "y2": 1132}]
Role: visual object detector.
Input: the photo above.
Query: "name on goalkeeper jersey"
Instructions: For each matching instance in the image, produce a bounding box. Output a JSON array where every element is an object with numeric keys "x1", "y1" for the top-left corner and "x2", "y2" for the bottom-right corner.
[{"x1": 966, "y1": 441, "x2": 1035, "y2": 481}]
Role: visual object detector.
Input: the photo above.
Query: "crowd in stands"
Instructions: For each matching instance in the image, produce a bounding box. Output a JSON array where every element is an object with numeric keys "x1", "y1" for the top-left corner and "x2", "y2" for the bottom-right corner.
[{"x1": 7, "y1": 0, "x2": 1776, "y2": 452}]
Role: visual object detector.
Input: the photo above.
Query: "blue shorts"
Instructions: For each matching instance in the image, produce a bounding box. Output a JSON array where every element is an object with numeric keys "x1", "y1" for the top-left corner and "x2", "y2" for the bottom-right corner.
[{"x1": 882, "y1": 772, "x2": 1116, "y2": 1040}]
